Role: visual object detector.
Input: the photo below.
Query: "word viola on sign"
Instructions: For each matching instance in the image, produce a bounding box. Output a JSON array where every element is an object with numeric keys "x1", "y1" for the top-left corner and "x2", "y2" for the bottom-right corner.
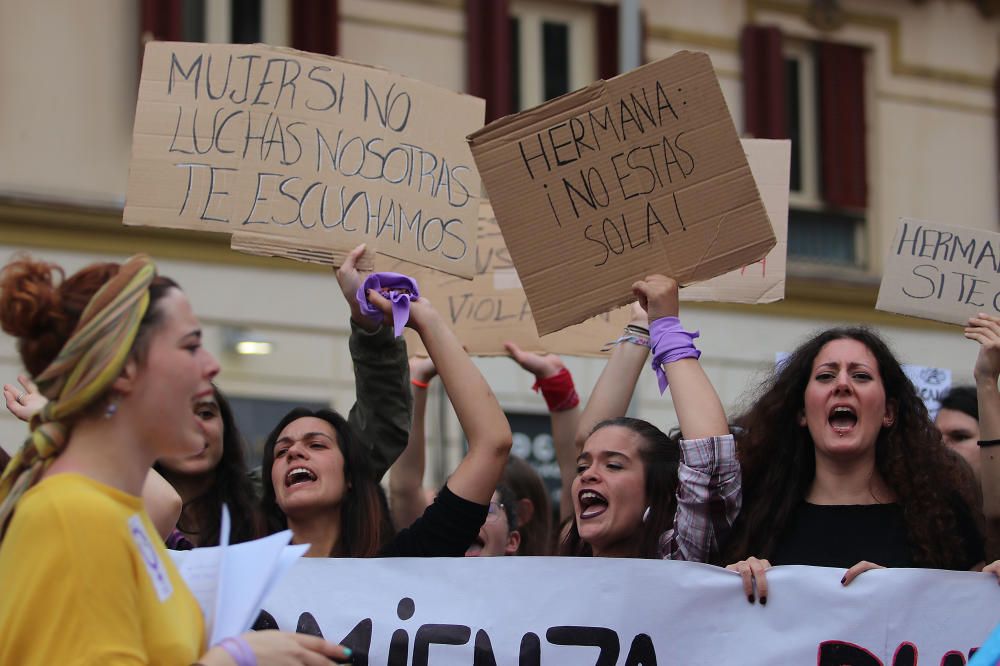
[
  {"x1": 468, "y1": 51, "x2": 776, "y2": 336},
  {"x1": 877, "y1": 218, "x2": 1000, "y2": 325},
  {"x1": 124, "y1": 42, "x2": 483, "y2": 276},
  {"x1": 383, "y1": 202, "x2": 630, "y2": 358},
  {"x1": 254, "y1": 558, "x2": 997, "y2": 665}
]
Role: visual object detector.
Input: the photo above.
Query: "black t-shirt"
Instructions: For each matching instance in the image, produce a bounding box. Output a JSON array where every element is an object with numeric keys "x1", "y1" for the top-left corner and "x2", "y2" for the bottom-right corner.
[
  {"x1": 771, "y1": 500, "x2": 983, "y2": 570},
  {"x1": 379, "y1": 484, "x2": 488, "y2": 558}
]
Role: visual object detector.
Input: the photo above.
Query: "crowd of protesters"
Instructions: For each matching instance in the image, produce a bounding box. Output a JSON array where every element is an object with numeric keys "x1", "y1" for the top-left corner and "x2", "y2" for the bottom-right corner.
[{"x1": 0, "y1": 247, "x2": 998, "y2": 665}]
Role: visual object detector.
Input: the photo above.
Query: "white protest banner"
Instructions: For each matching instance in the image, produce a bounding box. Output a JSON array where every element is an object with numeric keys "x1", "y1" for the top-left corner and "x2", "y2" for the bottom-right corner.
[
  {"x1": 125, "y1": 42, "x2": 483, "y2": 276},
  {"x1": 468, "y1": 51, "x2": 777, "y2": 336},
  {"x1": 877, "y1": 218, "x2": 1000, "y2": 325},
  {"x1": 256, "y1": 558, "x2": 998, "y2": 665}
]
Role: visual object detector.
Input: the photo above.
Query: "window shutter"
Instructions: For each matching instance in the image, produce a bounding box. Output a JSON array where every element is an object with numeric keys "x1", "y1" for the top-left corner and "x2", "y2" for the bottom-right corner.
[
  {"x1": 141, "y1": 0, "x2": 184, "y2": 43},
  {"x1": 740, "y1": 25, "x2": 786, "y2": 139},
  {"x1": 466, "y1": 0, "x2": 512, "y2": 122},
  {"x1": 817, "y1": 41, "x2": 866, "y2": 210},
  {"x1": 595, "y1": 4, "x2": 619, "y2": 80},
  {"x1": 292, "y1": 0, "x2": 339, "y2": 56}
]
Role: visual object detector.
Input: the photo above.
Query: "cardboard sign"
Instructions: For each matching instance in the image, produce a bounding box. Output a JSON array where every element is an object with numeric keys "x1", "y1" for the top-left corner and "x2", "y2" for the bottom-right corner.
[
  {"x1": 125, "y1": 42, "x2": 484, "y2": 276},
  {"x1": 877, "y1": 218, "x2": 1000, "y2": 325},
  {"x1": 680, "y1": 138, "x2": 789, "y2": 303},
  {"x1": 468, "y1": 51, "x2": 777, "y2": 335},
  {"x1": 384, "y1": 203, "x2": 631, "y2": 357},
  {"x1": 395, "y1": 139, "x2": 788, "y2": 357},
  {"x1": 251, "y1": 558, "x2": 998, "y2": 664}
]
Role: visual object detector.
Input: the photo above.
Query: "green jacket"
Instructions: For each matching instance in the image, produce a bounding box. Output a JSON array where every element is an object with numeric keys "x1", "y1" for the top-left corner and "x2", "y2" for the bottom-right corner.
[{"x1": 346, "y1": 320, "x2": 413, "y2": 481}]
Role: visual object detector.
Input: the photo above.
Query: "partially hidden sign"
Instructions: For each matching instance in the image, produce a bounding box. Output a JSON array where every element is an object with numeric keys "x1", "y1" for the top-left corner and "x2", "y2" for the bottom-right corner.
[
  {"x1": 125, "y1": 42, "x2": 483, "y2": 276},
  {"x1": 468, "y1": 50, "x2": 777, "y2": 335},
  {"x1": 385, "y1": 205, "x2": 631, "y2": 357},
  {"x1": 395, "y1": 139, "x2": 789, "y2": 357},
  {"x1": 877, "y1": 217, "x2": 1000, "y2": 325}
]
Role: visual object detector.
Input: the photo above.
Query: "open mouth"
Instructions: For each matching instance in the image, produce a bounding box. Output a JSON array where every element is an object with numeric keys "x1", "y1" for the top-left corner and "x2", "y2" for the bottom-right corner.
[
  {"x1": 828, "y1": 406, "x2": 858, "y2": 433},
  {"x1": 578, "y1": 489, "x2": 609, "y2": 519},
  {"x1": 285, "y1": 467, "x2": 317, "y2": 487},
  {"x1": 465, "y1": 535, "x2": 486, "y2": 557}
]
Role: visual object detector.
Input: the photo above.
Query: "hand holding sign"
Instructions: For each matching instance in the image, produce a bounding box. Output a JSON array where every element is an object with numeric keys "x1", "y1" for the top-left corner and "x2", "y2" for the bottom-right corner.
[
  {"x1": 632, "y1": 275, "x2": 680, "y2": 322},
  {"x1": 965, "y1": 314, "x2": 1000, "y2": 385},
  {"x1": 336, "y1": 244, "x2": 377, "y2": 331}
]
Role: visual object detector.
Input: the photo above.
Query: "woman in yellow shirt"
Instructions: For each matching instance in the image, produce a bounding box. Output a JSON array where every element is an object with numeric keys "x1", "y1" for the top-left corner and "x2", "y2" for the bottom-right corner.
[{"x1": 0, "y1": 255, "x2": 348, "y2": 665}]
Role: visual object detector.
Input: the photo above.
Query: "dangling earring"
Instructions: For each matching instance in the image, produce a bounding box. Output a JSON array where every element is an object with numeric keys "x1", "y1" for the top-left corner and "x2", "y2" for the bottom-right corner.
[
  {"x1": 642, "y1": 506, "x2": 651, "y2": 523},
  {"x1": 104, "y1": 396, "x2": 119, "y2": 420}
]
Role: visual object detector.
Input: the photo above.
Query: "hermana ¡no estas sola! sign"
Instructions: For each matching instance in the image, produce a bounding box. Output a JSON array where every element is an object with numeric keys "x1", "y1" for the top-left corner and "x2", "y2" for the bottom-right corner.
[
  {"x1": 125, "y1": 42, "x2": 484, "y2": 276},
  {"x1": 468, "y1": 50, "x2": 777, "y2": 336}
]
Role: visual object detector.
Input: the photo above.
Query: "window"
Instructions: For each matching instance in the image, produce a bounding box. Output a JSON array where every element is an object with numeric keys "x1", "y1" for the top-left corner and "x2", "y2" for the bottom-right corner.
[
  {"x1": 509, "y1": 2, "x2": 596, "y2": 111},
  {"x1": 174, "y1": 0, "x2": 289, "y2": 45},
  {"x1": 784, "y1": 40, "x2": 864, "y2": 267},
  {"x1": 742, "y1": 27, "x2": 868, "y2": 269}
]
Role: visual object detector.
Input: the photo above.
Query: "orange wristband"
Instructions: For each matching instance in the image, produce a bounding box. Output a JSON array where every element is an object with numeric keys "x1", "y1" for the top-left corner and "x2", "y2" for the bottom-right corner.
[{"x1": 411, "y1": 378, "x2": 430, "y2": 389}]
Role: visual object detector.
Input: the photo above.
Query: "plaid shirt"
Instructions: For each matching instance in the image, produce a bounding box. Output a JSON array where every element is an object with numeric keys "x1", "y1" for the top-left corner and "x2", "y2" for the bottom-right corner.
[{"x1": 658, "y1": 434, "x2": 741, "y2": 562}]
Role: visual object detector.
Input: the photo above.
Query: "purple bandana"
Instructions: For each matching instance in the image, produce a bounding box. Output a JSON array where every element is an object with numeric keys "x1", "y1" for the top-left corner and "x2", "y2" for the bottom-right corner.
[
  {"x1": 356, "y1": 272, "x2": 420, "y2": 338},
  {"x1": 649, "y1": 316, "x2": 701, "y2": 394}
]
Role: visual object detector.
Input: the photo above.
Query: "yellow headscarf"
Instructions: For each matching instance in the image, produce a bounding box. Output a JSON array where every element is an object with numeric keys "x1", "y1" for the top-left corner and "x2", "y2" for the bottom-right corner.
[{"x1": 0, "y1": 255, "x2": 157, "y2": 538}]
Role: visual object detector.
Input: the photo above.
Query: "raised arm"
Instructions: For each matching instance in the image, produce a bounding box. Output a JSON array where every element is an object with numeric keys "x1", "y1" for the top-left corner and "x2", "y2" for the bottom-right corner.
[
  {"x1": 504, "y1": 342, "x2": 580, "y2": 521},
  {"x1": 633, "y1": 275, "x2": 728, "y2": 439},
  {"x1": 336, "y1": 245, "x2": 413, "y2": 481},
  {"x1": 632, "y1": 275, "x2": 738, "y2": 562},
  {"x1": 389, "y1": 357, "x2": 436, "y2": 530},
  {"x1": 575, "y1": 303, "x2": 650, "y2": 451},
  {"x1": 966, "y1": 314, "x2": 1000, "y2": 560},
  {"x1": 367, "y1": 290, "x2": 512, "y2": 505}
]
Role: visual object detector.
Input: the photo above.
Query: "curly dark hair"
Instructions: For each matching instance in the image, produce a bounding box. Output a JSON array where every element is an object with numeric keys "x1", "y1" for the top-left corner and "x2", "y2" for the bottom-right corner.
[
  {"x1": 723, "y1": 327, "x2": 981, "y2": 568},
  {"x1": 259, "y1": 407, "x2": 394, "y2": 557},
  {"x1": 155, "y1": 386, "x2": 260, "y2": 546},
  {"x1": 559, "y1": 417, "x2": 680, "y2": 558}
]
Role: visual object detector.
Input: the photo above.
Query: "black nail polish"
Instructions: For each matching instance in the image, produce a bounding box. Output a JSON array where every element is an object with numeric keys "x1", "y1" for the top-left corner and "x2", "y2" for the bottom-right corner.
[
  {"x1": 760, "y1": 596, "x2": 767, "y2": 606},
  {"x1": 747, "y1": 594, "x2": 755, "y2": 604},
  {"x1": 840, "y1": 576, "x2": 847, "y2": 585}
]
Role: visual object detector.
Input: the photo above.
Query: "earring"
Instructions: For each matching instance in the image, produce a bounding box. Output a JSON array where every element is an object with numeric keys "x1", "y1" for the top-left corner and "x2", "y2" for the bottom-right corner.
[
  {"x1": 642, "y1": 506, "x2": 651, "y2": 523},
  {"x1": 104, "y1": 396, "x2": 119, "y2": 420}
]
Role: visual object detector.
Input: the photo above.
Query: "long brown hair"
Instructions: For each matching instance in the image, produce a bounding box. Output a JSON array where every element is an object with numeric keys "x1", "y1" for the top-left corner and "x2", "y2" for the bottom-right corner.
[
  {"x1": 723, "y1": 327, "x2": 981, "y2": 568},
  {"x1": 502, "y1": 455, "x2": 552, "y2": 555},
  {"x1": 559, "y1": 417, "x2": 680, "y2": 558},
  {"x1": 259, "y1": 407, "x2": 393, "y2": 557}
]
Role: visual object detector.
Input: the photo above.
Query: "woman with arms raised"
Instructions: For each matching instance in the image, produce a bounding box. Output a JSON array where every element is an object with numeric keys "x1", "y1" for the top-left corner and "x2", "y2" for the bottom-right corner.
[
  {"x1": 259, "y1": 248, "x2": 513, "y2": 557},
  {"x1": 561, "y1": 275, "x2": 739, "y2": 560},
  {"x1": 0, "y1": 255, "x2": 348, "y2": 665},
  {"x1": 725, "y1": 327, "x2": 985, "y2": 603}
]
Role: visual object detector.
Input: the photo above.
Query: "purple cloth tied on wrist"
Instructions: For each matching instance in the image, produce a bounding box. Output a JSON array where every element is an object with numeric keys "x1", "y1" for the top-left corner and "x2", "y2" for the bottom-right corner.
[
  {"x1": 649, "y1": 316, "x2": 701, "y2": 394},
  {"x1": 356, "y1": 272, "x2": 420, "y2": 338}
]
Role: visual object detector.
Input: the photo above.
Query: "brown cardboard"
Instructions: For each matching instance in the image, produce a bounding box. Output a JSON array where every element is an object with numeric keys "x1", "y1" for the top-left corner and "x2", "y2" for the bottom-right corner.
[
  {"x1": 877, "y1": 217, "x2": 1000, "y2": 325},
  {"x1": 395, "y1": 139, "x2": 786, "y2": 357},
  {"x1": 468, "y1": 50, "x2": 777, "y2": 335},
  {"x1": 385, "y1": 203, "x2": 631, "y2": 357},
  {"x1": 680, "y1": 139, "x2": 789, "y2": 303},
  {"x1": 124, "y1": 41, "x2": 483, "y2": 276}
]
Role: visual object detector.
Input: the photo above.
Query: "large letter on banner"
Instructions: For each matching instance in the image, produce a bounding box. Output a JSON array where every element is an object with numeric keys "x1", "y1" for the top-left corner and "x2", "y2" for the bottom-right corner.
[{"x1": 258, "y1": 559, "x2": 999, "y2": 664}]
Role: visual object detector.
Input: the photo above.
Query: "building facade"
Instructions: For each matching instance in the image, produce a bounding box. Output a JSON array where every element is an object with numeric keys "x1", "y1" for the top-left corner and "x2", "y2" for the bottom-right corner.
[{"x1": 1, "y1": 0, "x2": 998, "y2": 497}]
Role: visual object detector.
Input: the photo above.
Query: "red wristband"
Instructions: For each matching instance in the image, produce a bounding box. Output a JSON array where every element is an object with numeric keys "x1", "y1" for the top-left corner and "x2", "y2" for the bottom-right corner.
[
  {"x1": 411, "y1": 378, "x2": 430, "y2": 389},
  {"x1": 532, "y1": 367, "x2": 580, "y2": 412}
]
